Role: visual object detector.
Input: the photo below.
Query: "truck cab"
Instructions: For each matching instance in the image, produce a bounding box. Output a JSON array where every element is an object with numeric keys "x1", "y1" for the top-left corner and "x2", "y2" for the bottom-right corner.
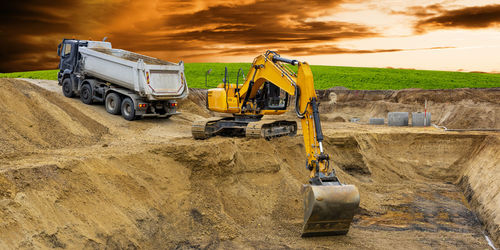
[
  {"x1": 57, "y1": 39, "x2": 85, "y2": 84},
  {"x1": 56, "y1": 39, "x2": 114, "y2": 98}
]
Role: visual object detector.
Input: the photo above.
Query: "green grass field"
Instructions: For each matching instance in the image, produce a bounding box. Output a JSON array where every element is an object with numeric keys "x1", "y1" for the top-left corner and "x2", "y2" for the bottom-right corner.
[{"x1": 1, "y1": 63, "x2": 499, "y2": 90}]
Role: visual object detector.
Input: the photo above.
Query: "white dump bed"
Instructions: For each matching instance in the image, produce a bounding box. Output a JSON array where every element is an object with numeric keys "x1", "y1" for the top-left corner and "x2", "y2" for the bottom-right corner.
[{"x1": 79, "y1": 44, "x2": 188, "y2": 100}]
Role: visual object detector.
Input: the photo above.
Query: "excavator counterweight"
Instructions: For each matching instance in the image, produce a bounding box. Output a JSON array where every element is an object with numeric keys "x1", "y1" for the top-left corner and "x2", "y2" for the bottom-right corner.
[{"x1": 193, "y1": 51, "x2": 360, "y2": 237}]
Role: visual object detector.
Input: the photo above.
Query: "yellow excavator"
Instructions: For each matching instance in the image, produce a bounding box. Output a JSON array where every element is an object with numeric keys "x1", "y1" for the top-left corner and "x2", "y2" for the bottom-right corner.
[{"x1": 192, "y1": 51, "x2": 360, "y2": 236}]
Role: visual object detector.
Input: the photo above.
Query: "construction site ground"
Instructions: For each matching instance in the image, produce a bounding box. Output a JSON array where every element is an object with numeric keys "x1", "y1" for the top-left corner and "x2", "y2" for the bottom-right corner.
[{"x1": 0, "y1": 78, "x2": 498, "y2": 249}]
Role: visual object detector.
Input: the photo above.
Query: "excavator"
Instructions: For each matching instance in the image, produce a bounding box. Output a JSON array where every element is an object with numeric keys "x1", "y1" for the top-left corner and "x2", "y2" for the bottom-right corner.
[{"x1": 192, "y1": 51, "x2": 360, "y2": 236}]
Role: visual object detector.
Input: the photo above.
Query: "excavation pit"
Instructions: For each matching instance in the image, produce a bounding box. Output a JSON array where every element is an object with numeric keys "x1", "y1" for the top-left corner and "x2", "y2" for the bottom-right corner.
[
  {"x1": 147, "y1": 131, "x2": 500, "y2": 248},
  {"x1": 0, "y1": 79, "x2": 498, "y2": 248}
]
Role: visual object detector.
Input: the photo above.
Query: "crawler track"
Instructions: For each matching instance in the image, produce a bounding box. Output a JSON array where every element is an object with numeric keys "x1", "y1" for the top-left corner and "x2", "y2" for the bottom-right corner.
[{"x1": 192, "y1": 117, "x2": 297, "y2": 140}]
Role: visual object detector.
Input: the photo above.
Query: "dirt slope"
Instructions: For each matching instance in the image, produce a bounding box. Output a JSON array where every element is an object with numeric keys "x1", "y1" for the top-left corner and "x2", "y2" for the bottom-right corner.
[
  {"x1": 317, "y1": 88, "x2": 500, "y2": 129},
  {"x1": 0, "y1": 79, "x2": 108, "y2": 158},
  {"x1": 0, "y1": 78, "x2": 498, "y2": 249},
  {"x1": 457, "y1": 135, "x2": 500, "y2": 244},
  {"x1": 188, "y1": 87, "x2": 500, "y2": 129}
]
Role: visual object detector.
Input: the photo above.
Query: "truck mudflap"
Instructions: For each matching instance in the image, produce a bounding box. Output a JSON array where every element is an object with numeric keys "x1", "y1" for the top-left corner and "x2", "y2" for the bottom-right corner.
[{"x1": 302, "y1": 184, "x2": 360, "y2": 237}]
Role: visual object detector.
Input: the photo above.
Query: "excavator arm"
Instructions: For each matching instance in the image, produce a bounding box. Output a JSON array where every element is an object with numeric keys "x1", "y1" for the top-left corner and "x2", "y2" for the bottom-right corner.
[
  {"x1": 194, "y1": 51, "x2": 360, "y2": 236},
  {"x1": 237, "y1": 52, "x2": 330, "y2": 179},
  {"x1": 238, "y1": 51, "x2": 360, "y2": 236}
]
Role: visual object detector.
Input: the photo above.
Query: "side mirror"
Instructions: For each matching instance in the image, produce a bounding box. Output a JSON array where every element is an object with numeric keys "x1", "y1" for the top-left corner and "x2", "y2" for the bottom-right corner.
[
  {"x1": 205, "y1": 69, "x2": 212, "y2": 88},
  {"x1": 57, "y1": 43, "x2": 61, "y2": 56}
]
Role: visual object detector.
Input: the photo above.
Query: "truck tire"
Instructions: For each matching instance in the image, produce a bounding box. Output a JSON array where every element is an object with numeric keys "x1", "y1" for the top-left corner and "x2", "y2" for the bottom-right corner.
[
  {"x1": 62, "y1": 78, "x2": 74, "y2": 98},
  {"x1": 121, "y1": 97, "x2": 138, "y2": 121},
  {"x1": 105, "y1": 93, "x2": 122, "y2": 115},
  {"x1": 80, "y1": 84, "x2": 93, "y2": 105}
]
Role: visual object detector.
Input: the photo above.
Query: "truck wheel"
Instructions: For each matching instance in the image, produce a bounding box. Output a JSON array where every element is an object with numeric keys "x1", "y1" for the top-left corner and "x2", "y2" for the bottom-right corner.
[
  {"x1": 62, "y1": 78, "x2": 74, "y2": 98},
  {"x1": 121, "y1": 97, "x2": 138, "y2": 121},
  {"x1": 105, "y1": 93, "x2": 122, "y2": 115},
  {"x1": 80, "y1": 84, "x2": 93, "y2": 104}
]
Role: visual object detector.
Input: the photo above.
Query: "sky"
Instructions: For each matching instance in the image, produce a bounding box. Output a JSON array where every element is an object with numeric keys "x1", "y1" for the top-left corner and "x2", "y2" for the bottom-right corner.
[{"x1": 0, "y1": 0, "x2": 499, "y2": 73}]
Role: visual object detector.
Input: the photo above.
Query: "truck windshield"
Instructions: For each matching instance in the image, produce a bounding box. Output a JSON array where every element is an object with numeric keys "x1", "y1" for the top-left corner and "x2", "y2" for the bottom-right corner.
[{"x1": 63, "y1": 44, "x2": 72, "y2": 56}]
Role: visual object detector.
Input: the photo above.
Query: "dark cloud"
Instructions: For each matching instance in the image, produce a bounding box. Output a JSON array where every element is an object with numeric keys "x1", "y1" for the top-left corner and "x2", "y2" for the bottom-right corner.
[
  {"x1": 0, "y1": 0, "x2": 383, "y2": 72},
  {"x1": 161, "y1": 1, "x2": 376, "y2": 45},
  {"x1": 400, "y1": 4, "x2": 500, "y2": 33},
  {"x1": 181, "y1": 45, "x2": 455, "y2": 59},
  {"x1": 104, "y1": 0, "x2": 383, "y2": 69},
  {"x1": 2, "y1": 0, "x2": 463, "y2": 73},
  {"x1": 0, "y1": 1, "x2": 124, "y2": 72},
  {"x1": 276, "y1": 46, "x2": 454, "y2": 56},
  {"x1": 107, "y1": 0, "x2": 377, "y2": 50},
  {"x1": 391, "y1": 4, "x2": 444, "y2": 18}
]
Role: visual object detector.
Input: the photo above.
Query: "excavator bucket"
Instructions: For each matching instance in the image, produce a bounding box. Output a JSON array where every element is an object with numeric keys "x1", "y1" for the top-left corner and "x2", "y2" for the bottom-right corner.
[{"x1": 302, "y1": 184, "x2": 360, "y2": 237}]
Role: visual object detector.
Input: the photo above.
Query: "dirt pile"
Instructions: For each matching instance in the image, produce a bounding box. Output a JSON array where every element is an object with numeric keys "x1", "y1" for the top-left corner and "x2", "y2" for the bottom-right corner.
[
  {"x1": 0, "y1": 79, "x2": 498, "y2": 248},
  {"x1": 0, "y1": 79, "x2": 108, "y2": 158},
  {"x1": 177, "y1": 88, "x2": 211, "y2": 119}
]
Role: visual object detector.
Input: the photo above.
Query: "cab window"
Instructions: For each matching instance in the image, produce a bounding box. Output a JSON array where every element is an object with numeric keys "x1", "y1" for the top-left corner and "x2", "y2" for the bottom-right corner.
[{"x1": 63, "y1": 43, "x2": 72, "y2": 56}]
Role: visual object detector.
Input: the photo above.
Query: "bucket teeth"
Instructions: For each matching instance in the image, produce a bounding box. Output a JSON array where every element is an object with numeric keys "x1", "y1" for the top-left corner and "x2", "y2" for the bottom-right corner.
[{"x1": 302, "y1": 184, "x2": 360, "y2": 237}]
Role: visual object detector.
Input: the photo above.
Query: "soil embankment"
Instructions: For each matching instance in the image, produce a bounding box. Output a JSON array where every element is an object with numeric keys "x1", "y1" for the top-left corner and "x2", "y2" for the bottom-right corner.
[
  {"x1": 0, "y1": 79, "x2": 108, "y2": 158},
  {"x1": 0, "y1": 78, "x2": 498, "y2": 248},
  {"x1": 456, "y1": 135, "x2": 500, "y2": 244},
  {"x1": 317, "y1": 88, "x2": 500, "y2": 129},
  {"x1": 189, "y1": 87, "x2": 500, "y2": 129}
]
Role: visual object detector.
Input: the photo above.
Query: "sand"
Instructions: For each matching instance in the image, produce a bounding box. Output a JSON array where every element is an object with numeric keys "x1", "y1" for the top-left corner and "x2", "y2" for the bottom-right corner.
[
  {"x1": 0, "y1": 78, "x2": 498, "y2": 249},
  {"x1": 0, "y1": 79, "x2": 108, "y2": 158}
]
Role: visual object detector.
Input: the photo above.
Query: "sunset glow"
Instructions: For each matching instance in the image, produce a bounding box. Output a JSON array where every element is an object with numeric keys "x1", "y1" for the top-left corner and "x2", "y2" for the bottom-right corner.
[{"x1": 1, "y1": 0, "x2": 499, "y2": 72}]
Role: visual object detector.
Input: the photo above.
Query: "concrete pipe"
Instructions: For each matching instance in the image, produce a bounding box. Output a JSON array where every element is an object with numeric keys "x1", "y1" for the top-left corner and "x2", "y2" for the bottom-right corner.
[
  {"x1": 412, "y1": 112, "x2": 431, "y2": 127},
  {"x1": 369, "y1": 118, "x2": 385, "y2": 125},
  {"x1": 388, "y1": 112, "x2": 409, "y2": 126}
]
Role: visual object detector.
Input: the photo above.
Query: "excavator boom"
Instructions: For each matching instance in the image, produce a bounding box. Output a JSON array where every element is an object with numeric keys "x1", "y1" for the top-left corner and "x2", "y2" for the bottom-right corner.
[{"x1": 192, "y1": 51, "x2": 360, "y2": 236}]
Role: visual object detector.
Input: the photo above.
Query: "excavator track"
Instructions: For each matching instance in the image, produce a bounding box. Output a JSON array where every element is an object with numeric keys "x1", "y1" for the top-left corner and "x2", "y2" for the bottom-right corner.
[
  {"x1": 246, "y1": 120, "x2": 297, "y2": 139},
  {"x1": 191, "y1": 117, "x2": 226, "y2": 139},
  {"x1": 193, "y1": 118, "x2": 297, "y2": 140}
]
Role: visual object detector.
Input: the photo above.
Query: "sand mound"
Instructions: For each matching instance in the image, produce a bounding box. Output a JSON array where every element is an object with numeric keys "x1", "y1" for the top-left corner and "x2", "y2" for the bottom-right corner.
[
  {"x1": 177, "y1": 89, "x2": 210, "y2": 119},
  {"x1": 0, "y1": 79, "x2": 108, "y2": 158}
]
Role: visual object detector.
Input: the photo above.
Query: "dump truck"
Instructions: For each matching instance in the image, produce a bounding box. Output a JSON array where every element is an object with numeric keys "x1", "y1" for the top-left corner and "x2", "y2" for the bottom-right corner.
[{"x1": 57, "y1": 38, "x2": 188, "y2": 120}]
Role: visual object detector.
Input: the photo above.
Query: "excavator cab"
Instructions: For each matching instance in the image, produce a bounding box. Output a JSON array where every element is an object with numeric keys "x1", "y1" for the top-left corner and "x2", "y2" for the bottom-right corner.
[{"x1": 255, "y1": 82, "x2": 289, "y2": 111}]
